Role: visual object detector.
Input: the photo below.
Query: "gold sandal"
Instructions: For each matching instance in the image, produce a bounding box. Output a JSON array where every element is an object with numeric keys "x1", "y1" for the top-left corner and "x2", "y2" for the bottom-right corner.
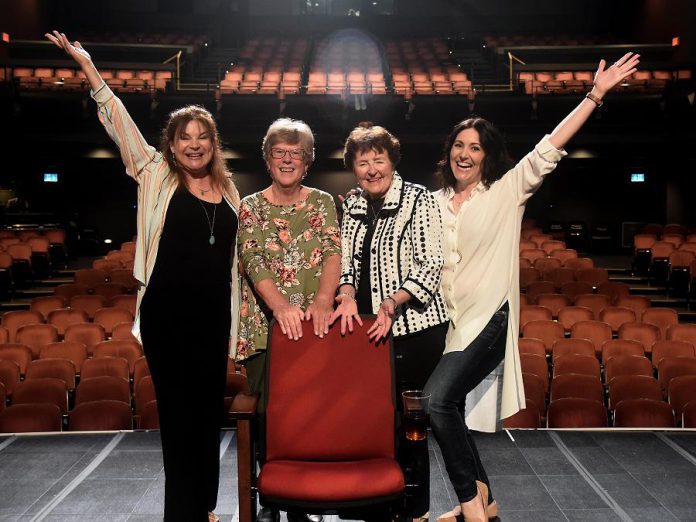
[{"x1": 208, "y1": 512, "x2": 220, "y2": 522}]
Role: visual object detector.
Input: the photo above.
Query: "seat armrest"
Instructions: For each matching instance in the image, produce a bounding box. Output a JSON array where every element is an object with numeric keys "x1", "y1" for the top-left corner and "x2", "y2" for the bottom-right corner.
[{"x1": 229, "y1": 392, "x2": 259, "y2": 420}]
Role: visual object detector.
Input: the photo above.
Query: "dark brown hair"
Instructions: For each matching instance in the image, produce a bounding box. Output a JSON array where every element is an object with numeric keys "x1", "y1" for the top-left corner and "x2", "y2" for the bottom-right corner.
[
  {"x1": 343, "y1": 122, "x2": 401, "y2": 170},
  {"x1": 436, "y1": 117, "x2": 513, "y2": 190}
]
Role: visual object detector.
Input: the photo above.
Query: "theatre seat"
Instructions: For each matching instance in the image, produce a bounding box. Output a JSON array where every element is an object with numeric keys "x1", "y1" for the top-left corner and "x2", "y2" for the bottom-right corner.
[{"x1": 231, "y1": 317, "x2": 407, "y2": 520}]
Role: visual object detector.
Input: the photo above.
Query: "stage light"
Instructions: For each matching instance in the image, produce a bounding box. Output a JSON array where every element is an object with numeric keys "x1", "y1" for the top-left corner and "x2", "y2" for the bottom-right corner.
[
  {"x1": 672, "y1": 36, "x2": 680, "y2": 47},
  {"x1": 104, "y1": 239, "x2": 113, "y2": 244},
  {"x1": 1, "y1": 33, "x2": 9, "y2": 43}
]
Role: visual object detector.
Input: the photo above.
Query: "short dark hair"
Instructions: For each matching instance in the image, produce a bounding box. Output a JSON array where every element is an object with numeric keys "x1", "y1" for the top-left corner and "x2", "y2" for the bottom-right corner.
[
  {"x1": 436, "y1": 117, "x2": 513, "y2": 190},
  {"x1": 343, "y1": 122, "x2": 401, "y2": 170}
]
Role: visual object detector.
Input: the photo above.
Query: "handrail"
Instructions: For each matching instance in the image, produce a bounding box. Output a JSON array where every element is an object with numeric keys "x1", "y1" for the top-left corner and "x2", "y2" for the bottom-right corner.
[
  {"x1": 163, "y1": 50, "x2": 182, "y2": 90},
  {"x1": 508, "y1": 51, "x2": 526, "y2": 91}
]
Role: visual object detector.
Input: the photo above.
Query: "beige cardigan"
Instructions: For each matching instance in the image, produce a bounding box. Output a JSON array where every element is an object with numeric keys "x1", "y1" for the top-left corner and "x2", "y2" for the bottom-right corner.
[{"x1": 91, "y1": 83, "x2": 241, "y2": 351}]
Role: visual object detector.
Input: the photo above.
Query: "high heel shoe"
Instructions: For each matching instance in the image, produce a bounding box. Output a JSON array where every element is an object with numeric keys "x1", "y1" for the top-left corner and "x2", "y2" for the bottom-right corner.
[
  {"x1": 436, "y1": 481, "x2": 498, "y2": 522},
  {"x1": 477, "y1": 480, "x2": 498, "y2": 519}
]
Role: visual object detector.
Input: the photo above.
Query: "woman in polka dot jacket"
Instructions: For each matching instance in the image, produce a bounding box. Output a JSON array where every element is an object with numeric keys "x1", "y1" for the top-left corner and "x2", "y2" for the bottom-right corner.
[{"x1": 330, "y1": 123, "x2": 450, "y2": 519}]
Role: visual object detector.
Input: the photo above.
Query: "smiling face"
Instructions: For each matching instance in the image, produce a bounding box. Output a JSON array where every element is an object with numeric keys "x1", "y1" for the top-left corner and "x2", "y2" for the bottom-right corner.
[
  {"x1": 449, "y1": 127, "x2": 486, "y2": 191},
  {"x1": 266, "y1": 141, "x2": 308, "y2": 190},
  {"x1": 353, "y1": 148, "x2": 395, "y2": 199},
  {"x1": 170, "y1": 119, "x2": 213, "y2": 176}
]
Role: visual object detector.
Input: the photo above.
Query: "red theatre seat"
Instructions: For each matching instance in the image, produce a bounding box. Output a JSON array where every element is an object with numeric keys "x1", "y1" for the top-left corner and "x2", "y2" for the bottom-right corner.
[{"x1": 231, "y1": 317, "x2": 407, "y2": 520}]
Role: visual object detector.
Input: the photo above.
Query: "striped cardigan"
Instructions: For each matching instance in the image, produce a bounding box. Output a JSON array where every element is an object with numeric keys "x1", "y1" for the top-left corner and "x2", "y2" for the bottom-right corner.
[
  {"x1": 91, "y1": 83, "x2": 241, "y2": 350},
  {"x1": 339, "y1": 172, "x2": 448, "y2": 337}
]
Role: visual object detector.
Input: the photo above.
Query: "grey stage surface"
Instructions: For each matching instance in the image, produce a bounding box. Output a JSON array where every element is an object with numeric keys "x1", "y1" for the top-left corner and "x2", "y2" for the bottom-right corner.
[{"x1": 1, "y1": 429, "x2": 696, "y2": 521}]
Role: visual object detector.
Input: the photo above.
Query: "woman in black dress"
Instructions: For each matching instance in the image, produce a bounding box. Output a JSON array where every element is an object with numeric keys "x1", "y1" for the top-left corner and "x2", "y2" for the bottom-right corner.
[{"x1": 47, "y1": 31, "x2": 241, "y2": 522}]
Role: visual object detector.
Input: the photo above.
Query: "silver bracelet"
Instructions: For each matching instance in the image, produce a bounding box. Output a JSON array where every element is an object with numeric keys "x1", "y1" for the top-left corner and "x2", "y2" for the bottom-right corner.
[{"x1": 384, "y1": 296, "x2": 397, "y2": 307}]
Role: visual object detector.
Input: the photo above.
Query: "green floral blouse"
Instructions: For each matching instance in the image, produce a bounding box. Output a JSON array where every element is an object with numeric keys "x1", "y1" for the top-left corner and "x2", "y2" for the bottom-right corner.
[{"x1": 236, "y1": 188, "x2": 341, "y2": 360}]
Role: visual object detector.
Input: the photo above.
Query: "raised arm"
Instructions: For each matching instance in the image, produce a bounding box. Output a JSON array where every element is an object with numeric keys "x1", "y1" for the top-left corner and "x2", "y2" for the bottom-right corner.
[
  {"x1": 45, "y1": 31, "x2": 103, "y2": 92},
  {"x1": 548, "y1": 52, "x2": 640, "y2": 150},
  {"x1": 45, "y1": 31, "x2": 159, "y2": 184}
]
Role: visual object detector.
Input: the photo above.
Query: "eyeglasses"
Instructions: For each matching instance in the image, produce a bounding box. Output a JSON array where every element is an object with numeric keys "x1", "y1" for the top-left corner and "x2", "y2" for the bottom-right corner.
[{"x1": 271, "y1": 148, "x2": 305, "y2": 160}]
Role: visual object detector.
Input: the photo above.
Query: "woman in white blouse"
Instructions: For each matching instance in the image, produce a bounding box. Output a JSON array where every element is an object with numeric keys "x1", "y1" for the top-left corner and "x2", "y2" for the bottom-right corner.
[{"x1": 429, "y1": 53, "x2": 639, "y2": 522}]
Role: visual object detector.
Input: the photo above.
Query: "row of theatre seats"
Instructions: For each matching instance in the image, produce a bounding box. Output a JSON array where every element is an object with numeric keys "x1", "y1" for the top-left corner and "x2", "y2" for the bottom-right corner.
[
  {"x1": 0, "y1": 237, "x2": 248, "y2": 433},
  {"x1": 4, "y1": 67, "x2": 174, "y2": 93},
  {"x1": 633, "y1": 227, "x2": 696, "y2": 292},
  {"x1": 0, "y1": 228, "x2": 67, "y2": 291},
  {"x1": 510, "y1": 230, "x2": 696, "y2": 428},
  {"x1": 519, "y1": 69, "x2": 693, "y2": 96}
]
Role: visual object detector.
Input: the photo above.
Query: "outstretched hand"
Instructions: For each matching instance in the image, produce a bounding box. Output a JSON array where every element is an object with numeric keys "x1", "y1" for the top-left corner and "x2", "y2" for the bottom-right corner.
[
  {"x1": 593, "y1": 52, "x2": 640, "y2": 97},
  {"x1": 45, "y1": 31, "x2": 93, "y2": 68}
]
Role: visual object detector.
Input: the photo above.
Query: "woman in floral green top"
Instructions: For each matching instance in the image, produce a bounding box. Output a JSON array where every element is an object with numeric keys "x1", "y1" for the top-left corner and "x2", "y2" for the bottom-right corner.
[{"x1": 236, "y1": 117, "x2": 341, "y2": 375}]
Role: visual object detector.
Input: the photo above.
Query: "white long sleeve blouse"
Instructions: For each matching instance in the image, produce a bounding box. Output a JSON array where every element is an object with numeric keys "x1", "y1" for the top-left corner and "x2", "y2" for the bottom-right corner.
[{"x1": 435, "y1": 135, "x2": 566, "y2": 431}]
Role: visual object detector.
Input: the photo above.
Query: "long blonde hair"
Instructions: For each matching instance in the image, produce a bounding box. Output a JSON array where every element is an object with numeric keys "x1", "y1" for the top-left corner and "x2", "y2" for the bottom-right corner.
[{"x1": 160, "y1": 105, "x2": 232, "y2": 194}]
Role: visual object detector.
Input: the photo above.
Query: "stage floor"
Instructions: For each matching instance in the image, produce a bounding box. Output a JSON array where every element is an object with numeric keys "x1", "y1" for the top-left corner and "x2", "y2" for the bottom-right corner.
[{"x1": 1, "y1": 429, "x2": 695, "y2": 521}]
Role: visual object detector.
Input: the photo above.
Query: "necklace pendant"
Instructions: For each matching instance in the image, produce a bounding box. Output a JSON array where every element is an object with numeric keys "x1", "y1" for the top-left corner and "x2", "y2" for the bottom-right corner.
[{"x1": 209, "y1": 234, "x2": 216, "y2": 245}]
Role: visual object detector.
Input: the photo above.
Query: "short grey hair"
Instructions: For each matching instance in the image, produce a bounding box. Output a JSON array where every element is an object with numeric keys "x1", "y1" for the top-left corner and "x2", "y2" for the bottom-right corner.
[{"x1": 262, "y1": 117, "x2": 315, "y2": 165}]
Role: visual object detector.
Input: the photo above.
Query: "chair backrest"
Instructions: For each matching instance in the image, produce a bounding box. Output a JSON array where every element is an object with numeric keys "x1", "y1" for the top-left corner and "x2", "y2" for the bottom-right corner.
[
  {"x1": 47, "y1": 308, "x2": 90, "y2": 336},
  {"x1": 605, "y1": 355, "x2": 653, "y2": 384},
  {"x1": 0, "y1": 359, "x2": 21, "y2": 396},
  {"x1": 75, "y1": 375, "x2": 130, "y2": 406},
  {"x1": 599, "y1": 307, "x2": 637, "y2": 333},
  {"x1": 667, "y1": 375, "x2": 696, "y2": 419},
  {"x1": 601, "y1": 339, "x2": 644, "y2": 364},
  {"x1": 608, "y1": 375, "x2": 662, "y2": 409},
  {"x1": 641, "y1": 308, "x2": 679, "y2": 338},
  {"x1": 0, "y1": 343, "x2": 33, "y2": 376},
  {"x1": 64, "y1": 323, "x2": 106, "y2": 355},
  {"x1": 667, "y1": 323, "x2": 696, "y2": 344},
  {"x1": 613, "y1": 399, "x2": 675, "y2": 428},
  {"x1": 69, "y1": 400, "x2": 133, "y2": 431},
  {"x1": 651, "y1": 340, "x2": 695, "y2": 368},
  {"x1": 264, "y1": 317, "x2": 396, "y2": 462},
  {"x1": 0, "y1": 403, "x2": 62, "y2": 433},
  {"x1": 550, "y1": 373, "x2": 604, "y2": 403},
  {"x1": 552, "y1": 338, "x2": 595, "y2": 361},
  {"x1": 547, "y1": 398, "x2": 607, "y2": 428},
  {"x1": 80, "y1": 356, "x2": 130, "y2": 381}
]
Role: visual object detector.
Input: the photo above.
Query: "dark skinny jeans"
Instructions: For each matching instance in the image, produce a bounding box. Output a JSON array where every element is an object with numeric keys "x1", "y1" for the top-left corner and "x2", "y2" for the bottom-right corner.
[{"x1": 424, "y1": 302, "x2": 508, "y2": 503}]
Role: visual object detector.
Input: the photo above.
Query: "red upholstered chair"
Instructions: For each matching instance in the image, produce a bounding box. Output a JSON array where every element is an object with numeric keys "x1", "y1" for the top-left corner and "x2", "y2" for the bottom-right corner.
[
  {"x1": 667, "y1": 375, "x2": 696, "y2": 423},
  {"x1": 520, "y1": 305, "x2": 552, "y2": 329},
  {"x1": 518, "y1": 338, "x2": 546, "y2": 358},
  {"x1": 550, "y1": 374, "x2": 604, "y2": 403},
  {"x1": 608, "y1": 375, "x2": 662, "y2": 410},
  {"x1": 0, "y1": 403, "x2": 62, "y2": 433},
  {"x1": 651, "y1": 340, "x2": 695, "y2": 368},
  {"x1": 667, "y1": 323, "x2": 696, "y2": 344},
  {"x1": 0, "y1": 359, "x2": 21, "y2": 397},
  {"x1": 547, "y1": 398, "x2": 608, "y2": 428},
  {"x1": 69, "y1": 400, "x2": 133, "y2": 431},
  {"x1": 600, "y1": 307, "x2": 637, "y2": 334},
  {"x1": 522, "y1": 320, "x2": 564, "y2": 354},
  {"x1": 683, "y1": 402, "x2": 696, "y2": 428},
  {"x1": 552, "y1": 338, "x2": 595, "y2": 362},
  {"x1": 502, "y1": 399, "x2": 541, "y2": 429},
  {"x1": 231, "y1": 317, "x2": 407, "y2": 521},
  {"x1": 641, "y1": 308, "x2": 679, "y2": 339},
  {"x1": 601, "y1": 339, "x2": 644, "y2": 365},
  {"x1": 613, "y1": 399, "x2": 675, "y2": 428}
]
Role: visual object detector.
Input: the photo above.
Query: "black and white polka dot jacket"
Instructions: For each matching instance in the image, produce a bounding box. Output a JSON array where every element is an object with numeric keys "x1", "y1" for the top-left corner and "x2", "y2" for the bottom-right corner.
[{"x1": 339, "y1": 172, "x2": 449, "y2": 337}]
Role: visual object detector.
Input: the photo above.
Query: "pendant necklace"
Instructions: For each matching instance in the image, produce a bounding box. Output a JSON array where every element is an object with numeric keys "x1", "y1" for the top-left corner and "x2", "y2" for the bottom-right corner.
[
  {"x1": 198, "y1": 198, "x2": 217, "y2": 245},
  {"x1": 199, "y1": 186, "x2": 212, "y2": 196},
  {"x1": 367, "y1": 198, "x2": 384, "y2": 225}
]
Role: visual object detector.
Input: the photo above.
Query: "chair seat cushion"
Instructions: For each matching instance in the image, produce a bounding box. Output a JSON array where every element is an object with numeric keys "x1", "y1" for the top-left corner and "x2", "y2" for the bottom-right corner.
[{"x1": 259, "y1": 458, "x2": 404, "y2": 502}]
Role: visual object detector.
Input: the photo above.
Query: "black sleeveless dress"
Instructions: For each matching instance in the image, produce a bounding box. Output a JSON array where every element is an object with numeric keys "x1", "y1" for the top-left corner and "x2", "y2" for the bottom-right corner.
[{"x1": 140, "y1": 187, "x2": 237, "y2": 522}]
